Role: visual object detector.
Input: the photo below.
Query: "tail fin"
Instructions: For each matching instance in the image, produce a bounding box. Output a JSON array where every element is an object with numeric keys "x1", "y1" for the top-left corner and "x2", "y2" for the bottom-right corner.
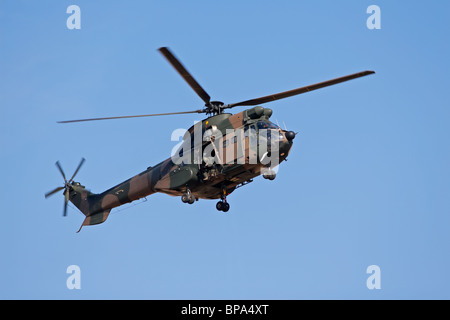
[{"x1": 68, "y1": 183, "x2": 112, "y2": 232}]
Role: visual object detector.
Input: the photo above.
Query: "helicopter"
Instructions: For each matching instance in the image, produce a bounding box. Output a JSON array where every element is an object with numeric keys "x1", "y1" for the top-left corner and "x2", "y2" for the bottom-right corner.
[{"x1": 45, "y1": 47, "x2": 374, "y2": 232}]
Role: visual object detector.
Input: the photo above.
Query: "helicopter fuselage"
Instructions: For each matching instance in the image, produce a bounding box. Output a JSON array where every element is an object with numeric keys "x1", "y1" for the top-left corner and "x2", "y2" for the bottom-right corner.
[{"x1": 67, "y1": 106, "x2": 295, "y2": 230}]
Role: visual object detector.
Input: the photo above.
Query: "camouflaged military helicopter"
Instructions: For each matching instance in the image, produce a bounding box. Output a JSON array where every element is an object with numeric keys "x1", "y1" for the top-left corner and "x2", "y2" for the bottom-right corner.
[{"x1": 45, "y1": 47, "x2": 374, "y2": 232}]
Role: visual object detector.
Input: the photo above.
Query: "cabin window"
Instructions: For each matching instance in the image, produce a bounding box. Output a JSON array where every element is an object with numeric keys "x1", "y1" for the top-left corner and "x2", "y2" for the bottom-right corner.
[{"x1": 257, "y1": 121, "x2": 279, "y2": 130}]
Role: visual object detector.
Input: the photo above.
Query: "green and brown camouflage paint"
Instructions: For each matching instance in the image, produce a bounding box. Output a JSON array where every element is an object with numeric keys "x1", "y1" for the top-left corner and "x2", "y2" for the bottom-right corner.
[{"x1": 68, "y1": 107, "x2": 294, "y2": 232}]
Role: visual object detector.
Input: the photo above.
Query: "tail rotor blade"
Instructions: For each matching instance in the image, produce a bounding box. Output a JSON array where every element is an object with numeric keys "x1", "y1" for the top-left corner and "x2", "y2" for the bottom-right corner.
[
  {"x1": 69, "y1": 158, "x2": 85, "y2": 182},
  {"x1": 45, "y1": 186, "x2": 65, "y2": 198},
  {"x1": 63, "y1": 189, "x2": 69, "y2": 216},
  {"x1": 55, "y1": 161, "x2": 67, "y2": 182}
]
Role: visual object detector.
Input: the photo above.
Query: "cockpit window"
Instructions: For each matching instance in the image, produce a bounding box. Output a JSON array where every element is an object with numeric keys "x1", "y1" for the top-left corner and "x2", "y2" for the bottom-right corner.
[
  {"x1": 256, "y1": 121, "x2": 284, "y2": 141},
  {"x1": 257, "y1": 121, "x2": 279, "y2": 130}
]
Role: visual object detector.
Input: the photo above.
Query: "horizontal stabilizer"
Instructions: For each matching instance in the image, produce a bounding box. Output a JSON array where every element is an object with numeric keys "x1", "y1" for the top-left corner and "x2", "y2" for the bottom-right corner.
[{"x1": 77, "y1": 209, "x2": 112, "y2": 233}]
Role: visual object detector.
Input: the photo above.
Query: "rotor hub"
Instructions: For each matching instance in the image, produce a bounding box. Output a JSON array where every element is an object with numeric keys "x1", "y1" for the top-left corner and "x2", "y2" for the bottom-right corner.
[{"x1": 206, "y1": 101, "x2": 225, "y2": 115}]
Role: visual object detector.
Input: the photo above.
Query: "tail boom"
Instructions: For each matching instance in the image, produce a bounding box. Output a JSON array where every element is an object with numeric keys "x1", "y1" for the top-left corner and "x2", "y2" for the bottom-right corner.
[{"x1": 69, "y1": 167, "x2": 158, "y2": 231}]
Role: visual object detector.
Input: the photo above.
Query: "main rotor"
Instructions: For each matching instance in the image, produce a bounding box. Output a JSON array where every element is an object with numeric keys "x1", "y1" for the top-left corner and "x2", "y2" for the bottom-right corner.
[{"x1": 58, "y1": 47, "x2": 375, "y2": 123}]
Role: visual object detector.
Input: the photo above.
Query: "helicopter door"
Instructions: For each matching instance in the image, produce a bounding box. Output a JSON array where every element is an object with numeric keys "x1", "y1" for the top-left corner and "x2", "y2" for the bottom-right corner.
[
  {"x1": 221, "y1": 128, "x2": 244, "y2": 174},
  {"x1": 235, "y1": 128, "x2": 245, "y2": 165},
  {"x1": 244, "y1": 124, "x2": 258, "y2": 164}
]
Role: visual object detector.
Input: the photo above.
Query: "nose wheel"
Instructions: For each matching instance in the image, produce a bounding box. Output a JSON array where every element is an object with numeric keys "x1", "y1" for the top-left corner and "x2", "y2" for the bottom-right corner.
[
  {"x1": 262, "y1": 168, "x2": 276, "y2": 180},
  {"x1": 181, "y1": 187, "x2": 195, "y2": 204}
]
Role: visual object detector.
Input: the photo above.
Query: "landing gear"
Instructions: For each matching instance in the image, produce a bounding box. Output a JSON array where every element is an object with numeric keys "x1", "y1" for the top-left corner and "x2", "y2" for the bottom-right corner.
[
  {"x1": 181, "y1": 187, "x2": 195, "y2": 204},
  {"x1": 262, "y1": 168, "x2": 276, "y2": 180},
  {"x1": 216, "y1": 185, "x2": 230, "y2": 212},
  {"x1": 216, "y1": 200, "x2": 230, "y2": 212}
]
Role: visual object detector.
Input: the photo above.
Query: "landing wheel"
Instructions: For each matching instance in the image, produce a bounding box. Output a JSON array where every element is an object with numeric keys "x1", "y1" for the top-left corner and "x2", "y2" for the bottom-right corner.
[
  {"x1": 263, "y1": 168, "x2": 276, "y2": 180},
  {"x1": 216, "y1": 184, "x2": 230, "y2": 212},
  {"x1": 181, "y1": 192, "x2": 195, "y2": 204},
  {"x1": 216, "y1": 201, "x2": 230, "y2": 212}
]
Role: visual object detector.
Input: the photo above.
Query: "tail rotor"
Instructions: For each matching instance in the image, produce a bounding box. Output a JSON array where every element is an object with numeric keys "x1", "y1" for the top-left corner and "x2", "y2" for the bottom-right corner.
[{"x1": 45, "y1": 158, "x2": 85, "y2": 216}]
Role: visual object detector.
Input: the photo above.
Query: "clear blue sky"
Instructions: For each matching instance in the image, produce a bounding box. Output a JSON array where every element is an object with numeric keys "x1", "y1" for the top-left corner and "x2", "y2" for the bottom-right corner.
[{"x1": 1, "y1": 0, "x2": 449, "y2": 299}]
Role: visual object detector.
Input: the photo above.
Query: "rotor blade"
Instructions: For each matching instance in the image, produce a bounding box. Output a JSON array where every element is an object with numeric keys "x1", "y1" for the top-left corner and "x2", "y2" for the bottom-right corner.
[
  {"x1": 158, "y1": 47, "x2": 211, "y2": 105},
  {"x1": 226, "y1": 70, "x2": 375, "y2": 109},
  {"x1": 63, "y1": 190, "x2": 69, "y2": 217},
  {"x1": 69, "y1": 158, "x2": 85, "y2": 182},
  {"x1": 45, "y1": 186, "x2": 65, "y2": 198},
  {"x1": 57, "y1": 110, "x2": 204, "y2": 123},
  {"x1": 55, "y1": 161, "x2": 67, "y2": 181}
]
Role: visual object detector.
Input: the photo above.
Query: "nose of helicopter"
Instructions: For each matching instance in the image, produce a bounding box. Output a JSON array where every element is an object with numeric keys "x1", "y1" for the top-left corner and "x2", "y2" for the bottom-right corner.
[
  {"x1": 285, "y1": 131, "x2": 296, "y2": 141},
  {"x1": 279, "y1": 130, "x2": 295, "y2": 160}
]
